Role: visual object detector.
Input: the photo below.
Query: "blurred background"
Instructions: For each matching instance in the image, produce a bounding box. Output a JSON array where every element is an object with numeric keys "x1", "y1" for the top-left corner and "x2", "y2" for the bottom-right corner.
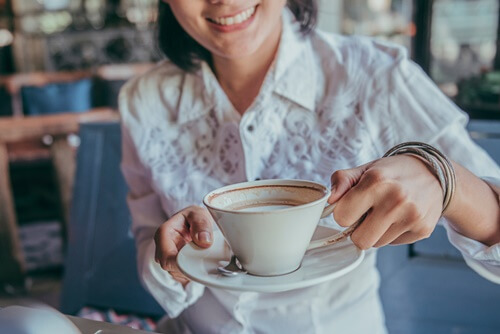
[{"x1": 0, "y1": 0, "x2": 499, "y2": 333}]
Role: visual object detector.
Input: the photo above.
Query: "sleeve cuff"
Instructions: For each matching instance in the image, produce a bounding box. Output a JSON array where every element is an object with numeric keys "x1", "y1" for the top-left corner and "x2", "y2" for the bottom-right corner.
[
  {"x1": 441, "y1": 176, "x2": 500, "y2": 284},
  {"x1": 140, "y1": 241, "x2": 205, "y2": 317},
  {"x1": 442, "y1": 220, "x2": 500, "y2": 285}
]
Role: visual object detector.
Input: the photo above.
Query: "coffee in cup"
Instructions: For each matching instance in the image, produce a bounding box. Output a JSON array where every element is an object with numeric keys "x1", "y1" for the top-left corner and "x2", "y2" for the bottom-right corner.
[{"x1": 203, "y1": 179, "x2": 347, "y2": 276}]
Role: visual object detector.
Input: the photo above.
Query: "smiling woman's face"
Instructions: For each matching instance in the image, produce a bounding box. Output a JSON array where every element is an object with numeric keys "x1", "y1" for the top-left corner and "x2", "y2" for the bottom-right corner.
[{"x1": 165, "y1": 0, "x2": 286, "y2": 60}]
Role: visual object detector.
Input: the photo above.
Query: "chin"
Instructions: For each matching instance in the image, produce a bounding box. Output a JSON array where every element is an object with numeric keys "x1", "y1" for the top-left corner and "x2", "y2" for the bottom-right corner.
[{"x1": 212, "y1": 43, "x2": 259, "y2": 60}]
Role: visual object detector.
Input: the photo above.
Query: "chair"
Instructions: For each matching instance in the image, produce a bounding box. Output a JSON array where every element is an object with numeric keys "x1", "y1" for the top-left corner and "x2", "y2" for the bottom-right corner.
[
  {"x1": 0, "y1": 109, "x2": 119, "y2": 286},
  {"x1": 60, "y1": 122, "x2": 164, "y2": 318},
  {"x1": 2, "y1": 71, "x2": 93, "y2": 117},
  {"x1": 0, "y1": 66, "x2": 153, "y2": 287}
]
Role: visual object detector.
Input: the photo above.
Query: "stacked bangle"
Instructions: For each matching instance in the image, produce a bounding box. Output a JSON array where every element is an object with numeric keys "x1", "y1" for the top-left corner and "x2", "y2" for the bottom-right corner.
[{"x1": 383, "y1": 142, "x2": 456, "y2": 214}]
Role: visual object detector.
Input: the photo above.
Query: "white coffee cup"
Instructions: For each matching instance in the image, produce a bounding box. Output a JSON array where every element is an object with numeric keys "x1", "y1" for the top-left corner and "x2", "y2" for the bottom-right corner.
[{"x1": 203, "y1": 179, "x2": 352, "y2": 276}]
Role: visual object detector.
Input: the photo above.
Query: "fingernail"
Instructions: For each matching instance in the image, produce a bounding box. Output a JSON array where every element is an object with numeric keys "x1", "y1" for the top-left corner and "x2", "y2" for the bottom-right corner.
[{"x1": 197, "y1": 231, "x2": 212, "y2": 244}]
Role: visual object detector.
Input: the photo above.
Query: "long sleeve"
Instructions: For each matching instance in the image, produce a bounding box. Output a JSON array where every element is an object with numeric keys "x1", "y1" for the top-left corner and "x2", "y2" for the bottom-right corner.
[
  {"x1": 119, "y1": 80, "x2": 206, "y2": 318},
  {"x1": 442, "y1": 176, "x2": 500, "y2": 284},
  {"x1": 384, "y1": 55, "x2": 500, "y2": 283}
]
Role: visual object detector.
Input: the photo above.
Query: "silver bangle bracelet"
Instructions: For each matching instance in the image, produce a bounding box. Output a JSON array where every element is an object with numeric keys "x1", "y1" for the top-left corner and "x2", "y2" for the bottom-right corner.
[{"x1": 383, "y1": 142, "x2": 456, "y2": 214}]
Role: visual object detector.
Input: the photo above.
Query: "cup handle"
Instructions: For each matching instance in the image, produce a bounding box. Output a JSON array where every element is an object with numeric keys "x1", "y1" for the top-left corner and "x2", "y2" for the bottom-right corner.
[
  {"x1": 306, "y1": 203, "x2": 364, "y2": 251},
  {"x1": 320, "y1": 203, "x2": 336, "y2": 219}
]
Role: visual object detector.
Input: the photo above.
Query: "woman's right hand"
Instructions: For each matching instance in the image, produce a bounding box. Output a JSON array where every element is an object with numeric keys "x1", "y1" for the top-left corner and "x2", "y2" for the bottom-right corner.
[{"x1": 154, "y1": 206, "x2": 214, "y2": 286}]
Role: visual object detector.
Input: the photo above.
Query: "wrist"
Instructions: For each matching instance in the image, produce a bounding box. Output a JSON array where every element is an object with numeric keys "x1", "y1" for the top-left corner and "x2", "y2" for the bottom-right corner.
[
  {"x1": 443, "y1": 163, "x2": 500, "y2": 246},
  {"x1": 441, "y1": 161, "x2": 462, "y2": 220}
]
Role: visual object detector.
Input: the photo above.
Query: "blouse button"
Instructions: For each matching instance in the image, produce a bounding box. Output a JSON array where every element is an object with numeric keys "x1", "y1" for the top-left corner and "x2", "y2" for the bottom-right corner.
[{"x1": 247, "y1": 125, "x2": 254, "y2": 132}]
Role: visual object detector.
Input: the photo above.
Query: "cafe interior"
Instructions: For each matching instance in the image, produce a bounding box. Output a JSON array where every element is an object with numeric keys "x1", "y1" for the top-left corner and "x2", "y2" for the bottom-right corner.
[{"x1": 0, "y1": 0, "x2": 499, "y2": 333}]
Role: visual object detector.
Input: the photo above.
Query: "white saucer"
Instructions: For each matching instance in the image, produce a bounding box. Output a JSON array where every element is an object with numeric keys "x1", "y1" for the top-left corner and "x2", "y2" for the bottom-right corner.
[{"x1": 177, "y1": 226, "x2": 365, "y2": 293}]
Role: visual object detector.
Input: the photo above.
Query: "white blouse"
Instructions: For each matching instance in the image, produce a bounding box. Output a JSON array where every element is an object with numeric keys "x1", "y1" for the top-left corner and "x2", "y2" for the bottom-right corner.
[{"x1": 119, "y1": 9, "x2": 500, "y2": 334}]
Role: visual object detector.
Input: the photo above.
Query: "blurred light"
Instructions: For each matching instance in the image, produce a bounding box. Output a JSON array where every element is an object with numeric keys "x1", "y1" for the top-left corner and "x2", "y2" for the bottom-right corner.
[
  {"x1": 42, "y1": 134, "x2": 54, "y2": 146},
  {"x1": 367, "y1": 0, "x2": 391, "y2": 13},
  {"x1": 85, "y1": 0, "x2": 101, "y2": 12},
  {"x1": 67, "y1": 134, "x2": 80, "y2": 148},
  {"x1": 41, "y1": 0, "x2": 70, "y2": 11},
  {"x1": 439, "y1": 83, "x2": 458, "y2": 98},
  {"x1": 478, "y1": 41, "x2": 496, "y2": 63},
  {"x1": 431, "y1": 38, "x2": 460, "y2": 63},
  {"x1": 126, "y1": 7, "x2": 144, "y2": 24},
  {"x1": 126, "y1": 6, "x2": 156, "y2": 27},
  {"x1": 39, "y1": 12, "x2": 72, "y2": 34},
  {"x1": 0, "y1": 29, "x2": 13, "y2": 47}
]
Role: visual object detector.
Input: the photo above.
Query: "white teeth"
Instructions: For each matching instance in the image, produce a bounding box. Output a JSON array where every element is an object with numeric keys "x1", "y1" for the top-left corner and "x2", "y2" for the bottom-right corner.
[{"x1": 211, "y1": 6, "x2": 256, "y2": 26}]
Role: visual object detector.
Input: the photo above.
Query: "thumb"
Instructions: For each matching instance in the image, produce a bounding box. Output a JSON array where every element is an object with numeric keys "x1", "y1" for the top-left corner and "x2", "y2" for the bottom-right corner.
[
  {"x1": 328, "y1": 162, "x2": 373, "y2": 204},
  {"x1": 185, "y1": 209, "x2": 214, "y2": 248}
]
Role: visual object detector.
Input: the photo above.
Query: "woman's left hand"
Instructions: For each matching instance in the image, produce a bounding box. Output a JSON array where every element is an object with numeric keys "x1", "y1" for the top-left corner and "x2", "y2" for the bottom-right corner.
[{"x1": 328, "y1": 155, "x2": 444, "y2": 249}]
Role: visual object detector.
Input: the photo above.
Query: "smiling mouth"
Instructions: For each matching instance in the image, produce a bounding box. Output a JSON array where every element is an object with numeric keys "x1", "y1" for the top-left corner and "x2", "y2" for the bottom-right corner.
[{"x1": 206, "y1": 5, "x2": 257, "y2": 26}]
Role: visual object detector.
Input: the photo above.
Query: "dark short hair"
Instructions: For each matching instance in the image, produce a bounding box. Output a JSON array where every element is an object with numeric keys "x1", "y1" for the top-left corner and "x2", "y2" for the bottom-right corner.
[{"x1": 157, "y1": 0, "x2": 318, "y2": 72}]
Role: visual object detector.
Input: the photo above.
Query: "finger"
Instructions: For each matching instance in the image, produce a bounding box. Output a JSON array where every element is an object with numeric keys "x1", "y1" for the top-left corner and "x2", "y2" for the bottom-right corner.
[
  {"x1": 154, "y1": 228, "x2": 190, "y2": 285},
  {"x1": 154, "y1": 214, "x2": 189, "y2": 272},
  {"x1": 184, "y1": 208, "x2": 214, "y2": 248},
  {"x1": 350, "y1": 202, "x2": 399, "y2": 250},
  {"x1": 333, "y1": 169, "x2": 383, "y2": 227},
  {"x1": 389, "y1": 231, "x2": 423, "y2": 245},
  {"x1": 154, "y1": 233, "x2": 186, "y2": 272},
  {"x1": 155, "y1": 238, "x2": 186, "y2": 272},
  {"x1": 329, "y1": 161, "x2": 373, "y2": 204},
  {"x1": 373, "y1": 221, "x2": 409, "y2": 248},
  {"x1": 390, "y1": 220, "x2": 435, "y2": 245}
]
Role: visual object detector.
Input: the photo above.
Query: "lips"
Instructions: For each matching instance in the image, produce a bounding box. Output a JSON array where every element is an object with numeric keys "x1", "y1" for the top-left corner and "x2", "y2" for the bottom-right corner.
[{"x1": 206, "y1": 6, "x2": 257, "y2": 27}]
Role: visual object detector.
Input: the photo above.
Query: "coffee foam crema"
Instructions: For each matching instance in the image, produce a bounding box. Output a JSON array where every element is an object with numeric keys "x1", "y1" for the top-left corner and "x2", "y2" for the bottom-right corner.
[{"x1": 207, "y1": 184, "x2": 326, "y2": 212}]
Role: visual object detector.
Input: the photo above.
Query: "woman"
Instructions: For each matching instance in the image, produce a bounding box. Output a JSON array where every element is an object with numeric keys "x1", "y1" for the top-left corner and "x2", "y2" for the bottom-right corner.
[{"x1": 119, "y1": 0, "x2": 500, "y2": 332}]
